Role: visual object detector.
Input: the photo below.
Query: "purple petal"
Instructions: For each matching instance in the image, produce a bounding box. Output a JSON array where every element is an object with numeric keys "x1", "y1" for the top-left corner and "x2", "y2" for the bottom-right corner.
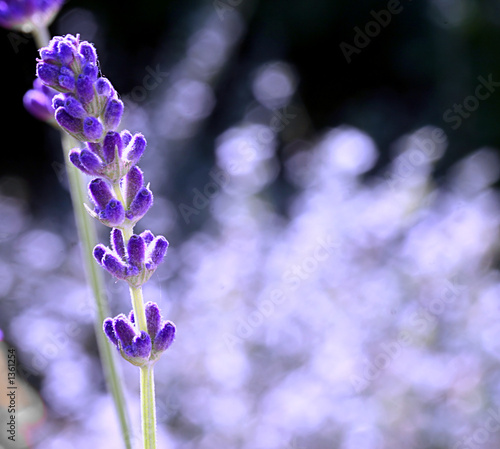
[
  {"x1": 113, "y1": 315, "x2": 136, "y2": 347},
  {"x1": 55, "y1": 107, "x2": 83, "y2": 134},
  {"x1": 123, "y1": 166, "x2": 143, "y2": 208},
  {"x1": 127, "y1": 187, "x2": 153, "y2": 221},
  {"x1": 129, "y1": 331, "x2": 151, "y2": 358},
  {"x1": 127, "y1": 235, "x2": 146, "y2": 268},
  {"x1": 77, "y1": 74, "x2": 94, "y2": 104},
  {"x1": 80, "y1": 149, "x2": 103, "y2": 175},
  {"x1": 93, "y1": 244, "x2": 107, "y2": 265},
  {"x1": 154, "y1": 321, "x2": 175, "y2": 352},
  {"x1": 126, "y1": 133, "x2": 147, "y2": 166},
  {"x1": 64, "y1": 97, "x2": 87, "y2": 119},
  {"x1": 99, "y1": 199, "x2": 125, "y2": 227},
  {"x1": 102, "y1": 253, "x2": 128, "y2": 279},
  {"x1": 145, "y1": 302, "x2": 161, "y2": 340},
  {"x1": 83, "y1": 117, "x2": 103, "y2": 142},
  {"x1": 111, "y1": 228, "x2": 126, "y2": 259},
  {"x1": 69, "y1": 150, "x2": 93, "y2": 175},
  {"x1": 102, "y1": 132, "x2": 123, "y2": 164},
  {"x1": 89, "y1": 178, "x2": 113, "y2": 210},
  {"x1": 147, "y1": 236, "x2": 169, "y2": 269},
  {"x1": 104, "y1": 98, "x2": 124, "y2": 131},
  {"x1": 103, "y1": 318, "x2": 119, "y2": 346}
]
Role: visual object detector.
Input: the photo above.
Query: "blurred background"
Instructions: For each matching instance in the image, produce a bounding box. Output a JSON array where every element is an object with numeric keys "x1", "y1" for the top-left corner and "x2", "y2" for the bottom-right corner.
[{"x1": 2, "y1": 0, "x2": 500, "y2": 447}]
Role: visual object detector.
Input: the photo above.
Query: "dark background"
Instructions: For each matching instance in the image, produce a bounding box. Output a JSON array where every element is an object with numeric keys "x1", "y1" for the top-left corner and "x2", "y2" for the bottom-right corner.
[{"x1": 2, "y1": 0, "x2": 500, "y2": 216}]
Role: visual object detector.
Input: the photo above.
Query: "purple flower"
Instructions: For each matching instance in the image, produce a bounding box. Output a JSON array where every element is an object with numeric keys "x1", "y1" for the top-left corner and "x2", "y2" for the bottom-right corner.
[
  {"x1": 93, "y1": 229, "x2": 169, "y2": 287},
  {"x1": 0, "y1": 0, "x2": 64, "y2": 31},
  {"x1": 69, "y1": 130, "x2": 146, "y2": 183},
  {"x1": 103, "y1": 303, "x2": 175, "y2": 366},
  {"x1": 23, "y1": 78, "x2": 57, "y2": 123},
  {"x1": 36, "y1": 34, "x2": 122, "y2": 142}
]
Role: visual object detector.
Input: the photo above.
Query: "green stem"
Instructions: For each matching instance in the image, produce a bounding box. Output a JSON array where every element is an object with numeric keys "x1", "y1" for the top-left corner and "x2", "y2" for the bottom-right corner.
[
  {"x1": 130, "y1": 285, "x2": 158, "y2": 449},
  {"x1": 62, "y1": 134, "x2": 134, "y2": 449},
  {"x1": 32, "y1": 26, "x2": 133, "y2": 449},
  {"x1": 140, "y1": 365, "x2": 157, "y2": 449},
  {"x1": 129, "y1": 285, "x2": 147, "y2": 333}
]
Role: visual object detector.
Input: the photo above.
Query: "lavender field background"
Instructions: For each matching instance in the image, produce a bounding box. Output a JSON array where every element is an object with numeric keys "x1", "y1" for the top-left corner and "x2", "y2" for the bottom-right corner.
[{"x1": 2, "y1": 0, "x2": 500, "y2": 448}]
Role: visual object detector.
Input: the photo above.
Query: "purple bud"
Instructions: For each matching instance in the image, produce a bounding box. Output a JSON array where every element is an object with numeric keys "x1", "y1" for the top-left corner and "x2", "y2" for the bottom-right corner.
[
  {"x1": 40, "y1": 48, "x2": 58, "y2": 63},
  {"x1": 77, "y1": 75, "x2": 94, "y2": 105},
  {"x1": 103, "y1": 318, "x2": 119, "y2": 346},
  {"x1": 83, "y1": 117, "x2": 103, "y2": 141},
  {"x1": 55, "y1": 107, "x2": 83, "y2": 134},
  {"x1": 79, "y1": 149, "x2": 104, "y2": 174},
  {"x1": 121, "y1": 130, "x2": 133, "y2": 146},
  {"x1": 140, "y1": 230, "x2": 155, "y2": 245},
  {"x1": 99, "y1": 199, "x2": 125, "y2": 226},
  {"x1": 129, "y1": 310, "x2": 135, "y2": 324},
  {"x1": 126, "y1": 134, "x2": 147, "y2": 166},
  {"x1": 58, "y1": 73, "x2": 75, "y2": 91},
  {"x1": 113, "y1": 315, "x2": 135, "y2": 347},
  {"x1": 104, "y1": 98, "x2": 124, "y2": 131},
  {"x1": 154, "y1": 321, "x2": 175, "y2": 352},
  {"x1": 147, "y1": 236, "x2": 169, "y2": 269},
  {"x1": 89, "y1": 178, "x2": 113, "y2": 210},
  {"x1": 36, "y1": 62, "x2": 59, "y2": 87},
  {"x1": 127, "y1": 187, "x2": 153, "y2": 221},
  {"x1": 23, "y1": 88, "x2": 54, "y2": 122},
  {"x1": 82, "y1": 63, "x2": 98, "y2": 80},
  {"x1": 69, "y1": 150, "x2": 93, "y2": 175},
  {"x1": 123, "y1": 166, "x2": 144, "y2": 208},
  {"x1": 102, "y1": 132, "x2": 123, "y2": 164},
  {"x1": 52, "y1": 94, "x2": 65, "y2": 109},
  {"x1": 102, "y1": 253, "x2": 128, "y2": 279},
  {"x1": 128, "y1": 331, "x2": 151, "y2": 358},
  {"x1": 96, "y1": 77, "x2": 113, "y2": 96},
  {"x1": 57, "y1": 42, "x2": 73, "y2": 65},
  {"x1": 79, "y1": 42, "x2": 97, "y2": 65},
  {"x1": 64, "y1": 97, "x2": 87, "y2": 118},
  {"x1": 111, "y1": 228, "x2": 126, "y2": 259},
  {"x1": 127, "y1": 235, "x2": 146, "y2": 268},
  {"x1": 93, "y1": 244, "x2": 107, "y2": 264},
  {"x1": 145, "y1": 302, "x2": 161, "y2": 340}
]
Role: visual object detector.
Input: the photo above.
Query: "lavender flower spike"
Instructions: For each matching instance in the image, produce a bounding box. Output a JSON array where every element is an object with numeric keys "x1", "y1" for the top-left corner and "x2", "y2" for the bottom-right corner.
[{"x1": 103, "y1": 304, "x2": 175, "y2": 366}]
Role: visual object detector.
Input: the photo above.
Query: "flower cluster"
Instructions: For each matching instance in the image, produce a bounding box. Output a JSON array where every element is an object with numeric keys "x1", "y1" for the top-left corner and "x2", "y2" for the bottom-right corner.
[
  {"x1": 36, "y1": 34, "x2": 175, "y2": 364},
  {"x1": 94, "y1": 229, "x2": 168, "y2": 288},
  {"x1": 36, "y1": 34, "x2": 123, "y2": 143},
  {"x1": 0, "y1": 0, "x2": 63, "y2": 31},
  {"x1": 104, "y1": 302, "x2": 175, "y2": 366}
]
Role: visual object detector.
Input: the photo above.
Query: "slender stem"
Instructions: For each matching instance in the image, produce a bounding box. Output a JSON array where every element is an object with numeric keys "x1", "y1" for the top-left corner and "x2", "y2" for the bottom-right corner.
[
  {"x1": 130, "y1": 285, "x2": 158, "y2": 449},
  {"x1": 31, "y1": 23, "x2": 50, "y2": 48},
  {"x1": 140, "y1": 365, "x2": 157, "y2": 449},
  {"x1": 129, "y1": 286, "x2": 147, "y2": 333},
  {"x1": 31, "y1": 25, "x2": 133, "y2": 449},
  {"x1": 62, "y1": 134, "x2": 134, "y2": 449}
]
